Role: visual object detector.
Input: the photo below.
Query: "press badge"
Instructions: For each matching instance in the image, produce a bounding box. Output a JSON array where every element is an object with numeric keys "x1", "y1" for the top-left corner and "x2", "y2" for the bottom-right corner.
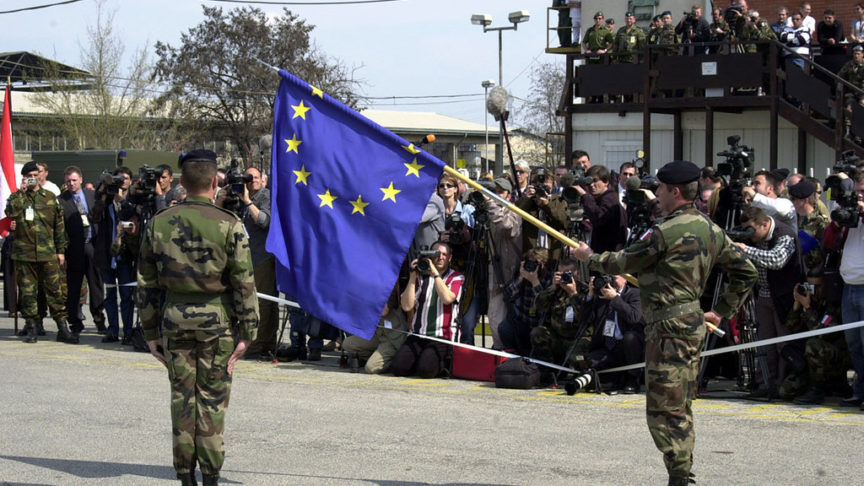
[
  {"x1": 383, "y1": 320, "x2": 393, "y2": 329},
  {"x1": 603, "y1": 319, "x2": 617, "y2": 337},
  {"x1": 25, "y1": 206, "x2": 34, "y2": 221},
  {"x1": 80, "y1": 214, "x2": 90, "y2": 226},
  {"x1": 565, "y1": 306, "x2": 575, "y2": 323},
  {"x1": 630, "y1": 36, "x2": 636, "y2": 44}
]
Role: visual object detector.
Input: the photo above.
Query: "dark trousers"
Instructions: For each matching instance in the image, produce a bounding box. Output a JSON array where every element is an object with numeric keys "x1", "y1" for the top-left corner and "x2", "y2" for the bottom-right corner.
[
  {"x1": 101, "y1": 260, "x2": 136, "y2": 337},
  {"x1": 498, "y1": 316, "x2": 533, "y2": 356},
  {"x1": 588, "y1": 330, "x2": 645, "y2": 383},
  {"x1": 391, "y1": 335, "x2": 452, "y2": 378},
  {"x1": 250, "y1": 259, "x2": 278, "y2": 353},
  {"x1": 66, "y1": 242, "x2": 105, "y2": 330}
]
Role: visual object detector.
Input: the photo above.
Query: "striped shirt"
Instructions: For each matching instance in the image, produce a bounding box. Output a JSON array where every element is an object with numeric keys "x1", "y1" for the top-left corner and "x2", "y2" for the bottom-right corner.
[{"x1": 411, "y1": 268, "x2": 465, "y2": 341}]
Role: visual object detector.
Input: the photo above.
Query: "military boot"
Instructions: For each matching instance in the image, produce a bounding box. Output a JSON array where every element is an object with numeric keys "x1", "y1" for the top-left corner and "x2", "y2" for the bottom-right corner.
[
  {"x1": 18, "y1": 321, "x2": 33, "y2": 337},
  {"x1": 35, "y1": 318, "x2": 46, "y2": 336},
  {"x1": 202, "y1": 473, "x2": 219, "y2": 485},
  {"x1": 178, "y1": 471, "x2": 197, "y2": 486},
  {"x1": 56, "y1": 320, "x2": 79, "y2": 344},
  {"x1": 794, "y1": 386, "x2": 825, "y2": 405},
  {"x1": 667, "y1": 476, "x2": 692, "y2": 486},
  {"x1": 23, "y1": 320, "x2": 37, "y2": 344}
]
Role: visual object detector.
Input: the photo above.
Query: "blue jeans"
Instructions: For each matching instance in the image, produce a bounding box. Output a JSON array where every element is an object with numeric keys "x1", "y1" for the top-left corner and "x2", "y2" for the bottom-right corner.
[
  {"x1": 842, "y1": 284, "x2": 864, "y2": 396},
  {"x1": 288, "y1": 309, "x2": 323, "y2": 350},
  {"x1": 102, "y1": 261, "x2": 136, "y2": 337}
]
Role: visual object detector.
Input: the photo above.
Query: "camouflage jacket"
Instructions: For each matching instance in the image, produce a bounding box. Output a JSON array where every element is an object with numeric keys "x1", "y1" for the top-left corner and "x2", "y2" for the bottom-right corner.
[
  {"x1": 5, "y1": 188, "x2": 67, "y2": 261},
  {"x1": 583, "y1": 25, "x2": 614, "y2": 51},
  {"x1": 839, "y1": 59, "x2": 864, "y2": 90},
  {"x1": 709, "y1": 20, "x2": 731, "y2": 42},
  {"x1": 785, "y1": 299, "x2": 843, "y2": 345},
  {"x1": 137, "y1": 195, "x2": 259, "y2": 342},
  {"x1": 587, "y1": 203, "x2": 757, "y2": 338},
  {"x1": 535, "y1": 285, "x2": 587, "y2": 339},
  {"x1": 799, "y1": 210, "x2": 828, "y2": 270},
  {"x1": 613, "y1": 25, "x2": 647, "y2": 60}
]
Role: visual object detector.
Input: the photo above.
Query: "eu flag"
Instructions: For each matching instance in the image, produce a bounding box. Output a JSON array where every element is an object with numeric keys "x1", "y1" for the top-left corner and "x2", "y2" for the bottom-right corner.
[{"x1": 267, "y1": 70, "x2": 445, "y2": 340}]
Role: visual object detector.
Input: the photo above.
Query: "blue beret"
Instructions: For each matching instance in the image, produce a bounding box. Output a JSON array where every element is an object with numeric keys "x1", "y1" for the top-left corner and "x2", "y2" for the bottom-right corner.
[{"x1": 656, "y1": 160, "x2": 701, "y2": 184}]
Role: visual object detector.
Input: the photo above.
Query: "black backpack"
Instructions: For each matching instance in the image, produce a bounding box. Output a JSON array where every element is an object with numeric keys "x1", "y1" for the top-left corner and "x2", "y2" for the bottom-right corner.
[{"x1": 494, "y1": 357, "x2": 540, "y2": 389}]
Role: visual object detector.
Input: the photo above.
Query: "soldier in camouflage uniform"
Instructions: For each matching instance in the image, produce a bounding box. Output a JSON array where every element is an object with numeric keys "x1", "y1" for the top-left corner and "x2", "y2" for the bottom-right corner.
[
  {"x1": 840, "y1": 45, "x2": 864, "y2": 109},
  {"x1": 612, "y1": 11, "x2": 646, "y2": 64},
  {"x1": 646, "y1": 15, "x2": 664, "y2": 45},
  {"x1": 573, "y1": 160, "x2": 757, "y2": 486},
  {"x1": 137, "y1": 150, "x2": 258, "y2": 486},
  {"x1": 530, "y1": 258, "x2": 590, "y2": 371},
  {"x1": 788, "y1": 181, "x2": 828, "y2": 273},
  {"x1": 778, "y1": 271, "x2": 852, "y2": 404},
  {"x1": 582, "y1": 11, "x2": 614, "y2": 64},
  {"x1": 5, "y1": 161, "x2": 76, "y2": 344}
]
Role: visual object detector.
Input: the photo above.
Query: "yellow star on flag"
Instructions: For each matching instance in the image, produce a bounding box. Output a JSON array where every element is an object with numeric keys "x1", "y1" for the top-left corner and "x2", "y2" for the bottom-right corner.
[
  {"x1": 404, "y1": 158, "x2": 424, "y2": 178},
  {"x1": 293, "y1": 165, "x2": 310, "y2": 185},
  {"x1": 350, "y1": 195, "x2": 370, "y2": 215},
  {"x1": 318, "y1": 189, "x2": 337, "y2": 209},
  {"x1": 402, "y1": 143, "x2": 420, "y2": 155},
  {"x1": 285, "y1": 134, "x2": 302, "y2": 154},
  {"x1": 380, "y1": 182, "x2": 401, "y2": 203},
  {"x1": 292, "y1": 100, "x2": 311, "y2": 120},
  {"x1": 310, "y1": 85, "x2": 324, "y2": 98}
]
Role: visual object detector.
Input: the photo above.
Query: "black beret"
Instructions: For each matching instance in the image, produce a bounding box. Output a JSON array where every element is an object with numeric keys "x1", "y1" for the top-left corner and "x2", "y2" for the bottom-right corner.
[
  {"x1": 178, "y1": 149, "x2": 218, "y2": 168},
  {"x1": 788, "y1": 180, "x2": 816, "y2": 199},
  {"x1": 661, "y1": 10, "x2": 672, "y2": 17},
  {"x1": 656, "y1": 160, "x2": 701, "y2": 185},
  {"x1": 770, "y1": 168, "x2": 790, "y2": 182},
  {"x1": 21, "y1": 161, "x2": 39, "y2": 175}
]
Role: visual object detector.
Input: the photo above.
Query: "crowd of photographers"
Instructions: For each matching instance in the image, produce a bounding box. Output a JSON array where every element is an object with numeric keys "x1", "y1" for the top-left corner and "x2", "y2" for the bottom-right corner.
[{"x1": 8, "y1": 141, "x2": 864, "y2": 405}]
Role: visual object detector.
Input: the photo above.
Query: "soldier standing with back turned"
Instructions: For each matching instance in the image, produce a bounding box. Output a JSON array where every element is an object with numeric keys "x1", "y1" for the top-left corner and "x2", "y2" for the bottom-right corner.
[
  {"x1": 6, "y1": 161, "x2": 76, "y2": 344},
  {"x1": 573, "y1": 160, "x2": 757, "y2": 486},
  {"x1": 137, "y1": 149, "x2": 258, "y2": 486}
]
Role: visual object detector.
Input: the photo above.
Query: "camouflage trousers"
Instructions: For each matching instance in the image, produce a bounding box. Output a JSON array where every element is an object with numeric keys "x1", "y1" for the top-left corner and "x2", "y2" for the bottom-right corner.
[
  {"x1": 163, "y1": 329, "x2": 234, "y2": 476},
  {"x1": 779, "y1": 337, "x2": 851, "y2": 397},
  {"x1": 530, "y1": 326, "x2": 590, "y2": 369},
  {"x1": 14, "y1": 259, "x2": 67, "y2": 321},
  {"x1": 645, "y1": 328, "x2": 705, "y2": 479}
]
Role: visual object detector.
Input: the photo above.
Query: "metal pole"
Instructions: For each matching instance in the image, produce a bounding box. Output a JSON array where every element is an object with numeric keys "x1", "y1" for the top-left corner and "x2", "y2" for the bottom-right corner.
[
  {"x1": 484, "y1": 86, "x2": 490, "y2": 175},
  {"x1": 497, "y1": 29, "x2": 505, "y2": 175}
]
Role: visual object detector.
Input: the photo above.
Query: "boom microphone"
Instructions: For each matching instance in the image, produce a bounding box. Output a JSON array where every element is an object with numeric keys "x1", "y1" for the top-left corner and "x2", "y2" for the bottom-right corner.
[
  {"x1": 625, "y1": 175, "x2": 642, "y2": 191},
  {"x1": 486, "y1": 86, "x2": 509, "y2": 121}
]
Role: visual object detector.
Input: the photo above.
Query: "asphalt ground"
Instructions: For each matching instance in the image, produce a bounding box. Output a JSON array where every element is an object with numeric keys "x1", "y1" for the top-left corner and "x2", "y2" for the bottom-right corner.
[{"x1": 1, "y1": 313, "x2": 862, "y2": 486}]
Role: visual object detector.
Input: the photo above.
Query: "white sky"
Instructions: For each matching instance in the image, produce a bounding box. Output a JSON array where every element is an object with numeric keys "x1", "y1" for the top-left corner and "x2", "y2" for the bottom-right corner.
[{"x1": 2, "y1": 0, "x2": 559, "y2": 125}]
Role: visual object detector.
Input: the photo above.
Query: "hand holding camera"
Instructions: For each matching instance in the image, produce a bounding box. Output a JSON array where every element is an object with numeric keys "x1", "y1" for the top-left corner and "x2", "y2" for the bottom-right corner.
[
  {"x1": 556, "y1": 270, "x2": 578, "y2": 296},
  {"x1": 520, "y1": 260, "x2": 541, "y2": 286},
  {"x1": 794, "y1": 282, "x2": 813, "y2": 309}
]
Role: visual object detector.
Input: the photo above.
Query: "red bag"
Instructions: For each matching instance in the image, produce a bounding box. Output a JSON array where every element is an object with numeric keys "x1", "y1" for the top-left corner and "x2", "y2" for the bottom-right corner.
[{"x1": 451, "y1": 346, "x2": 508, "y2": 382}]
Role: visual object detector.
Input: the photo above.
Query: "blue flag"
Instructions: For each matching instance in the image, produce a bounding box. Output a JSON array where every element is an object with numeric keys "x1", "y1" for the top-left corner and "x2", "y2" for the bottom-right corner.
[{"x1": 267, "y1": 70, "x2": 445, "y2": 340}]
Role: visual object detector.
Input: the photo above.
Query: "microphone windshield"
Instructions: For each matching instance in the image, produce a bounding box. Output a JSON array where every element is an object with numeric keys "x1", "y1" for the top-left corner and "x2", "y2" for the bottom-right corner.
[
  {"x1": 486, "y1": 86, "x2": 509, "y2": 120},
  {"x1": 625, "y1": 175, "x2": 642, "y2": 191}
]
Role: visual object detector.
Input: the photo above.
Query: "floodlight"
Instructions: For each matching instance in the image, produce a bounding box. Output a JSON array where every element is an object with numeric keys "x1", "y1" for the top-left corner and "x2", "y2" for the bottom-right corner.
[
  {"x1": 508, "y1": 10, "x2": 530, "y2": 24},
  {"x1": 481, "y1": 80, "x2": 496, "y2": 88},
  {"x1": 471, "y1": 14, "x2": 492, "y2": 26}
]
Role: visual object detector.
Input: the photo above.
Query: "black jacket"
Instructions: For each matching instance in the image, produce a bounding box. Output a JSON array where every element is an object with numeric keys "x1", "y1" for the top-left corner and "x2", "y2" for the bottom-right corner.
[
  {"x1": 582, "y1": 187, "x2": 628, "y2": 252},
  {"x1": 584, "y1": 284, "x2": 645, "y2": 351},
  {"x1": 58, "y1": 188, "x2": 97, "y2": 258}
]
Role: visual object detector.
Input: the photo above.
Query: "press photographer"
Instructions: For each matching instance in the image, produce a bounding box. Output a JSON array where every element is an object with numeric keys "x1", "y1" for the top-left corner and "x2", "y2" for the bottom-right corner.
[
  {"x1": 734, "y1": 206, "x2": 804, "y2": 395},
  {"x1": 567, "y1": 165, "x2": 627, "y2": 252},
  {"x1": 500, "y1": 248, "x2": 551, "y2": 356},
  {"x1": 712, "y1": 135, "x2": 754, "y2": 229},
  {"x1": 623, "y1": 173, "x2": 661, "y2": 244},
  {"x1": 126, "y1": 164, "x2": 162, "y2": 220},
  {"x1": 675, "y1": 5, "x2": 710, "y2": 44},
  {"x1": 393, "y1": 242, "x2": 464, "y2": 378},
  {"x1": 218, "y1": 159, "x2": 254, "y2": 216},
  {"x1": 515, "y1": 168, "x2": 568, "y2": 258},
  {"x1": 582, "y1": 274, "x2": 644, "y2": 394},
  {"x1": 742, "y1": 169, "x2": 797, "y2": 231},
  {"x1": 91, "y1": 167, "x2": 137, "y2": 344},
  {"x1": 530, "y1": 258, "x2": 589, "y2": 374},
  {"x1": 822, "y1": 169, "x2": 864, "y2": 407}
]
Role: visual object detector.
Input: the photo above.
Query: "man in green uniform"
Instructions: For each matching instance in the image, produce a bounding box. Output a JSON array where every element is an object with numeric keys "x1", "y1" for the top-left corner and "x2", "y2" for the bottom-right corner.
[
  {"x1": 839, "y1": 45, "x2": 864, "y2": 106},
  {"x1": 572, "y1": 160, "x2": 757, "y2": 486},
  {"x1": 613, "y1": 11, "x2": 646, "y2": 63},
  {"x1": 5, "y1": 161, "x2": 76, "y2": 344},
  {"x1": 582, "y1": 11, "x2": 614, "y2": 63},
  {"x1": 647, "y1": 14, "x2": 664, "y2": 45},
  {"x1": 530, "y1": 258, "x2": 589, "y2": 371},
  {"x1": 138, "y1": 149, "x2": 259, "y2": 486}
]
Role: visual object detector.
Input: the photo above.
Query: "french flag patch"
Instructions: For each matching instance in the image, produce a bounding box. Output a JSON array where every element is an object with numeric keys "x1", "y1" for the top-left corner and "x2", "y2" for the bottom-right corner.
[
  {"x1": 640, "y1": 229, "x2": 653, "y2": 241},
  {"x1": 821, "y1": 314, "x2": 833, "y2": 327}
]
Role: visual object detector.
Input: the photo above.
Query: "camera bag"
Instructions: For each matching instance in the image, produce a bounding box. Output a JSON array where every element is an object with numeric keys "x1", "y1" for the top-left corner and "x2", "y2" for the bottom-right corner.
[{"x1": 494, "y1": 357, "x2": 540, "y2": 389}]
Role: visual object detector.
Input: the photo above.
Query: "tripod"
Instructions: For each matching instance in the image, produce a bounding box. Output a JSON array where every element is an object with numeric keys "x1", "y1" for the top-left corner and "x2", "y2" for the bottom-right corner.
[{"x1": 696, "y1": 188, "x2": 772, "y2": 396}]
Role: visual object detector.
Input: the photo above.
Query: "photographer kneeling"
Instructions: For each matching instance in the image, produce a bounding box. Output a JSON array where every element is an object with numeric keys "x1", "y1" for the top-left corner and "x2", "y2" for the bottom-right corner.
[
  {"x1": 500, "y1": 248, "x2": 551, "y2": 356},
  {"x1": 583, "y1": 274, "x2": 645, "y2": 393},
  {"x1": 392, "y1": 241, "x2": 464, "y2": 378},
  {"x1": 530, "y1": 258, "x2": 589, "y2": 371}
]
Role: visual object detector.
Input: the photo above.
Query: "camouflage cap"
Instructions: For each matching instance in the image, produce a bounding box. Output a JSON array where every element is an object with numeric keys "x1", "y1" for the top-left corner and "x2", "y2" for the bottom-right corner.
[
  {"x1": 661, "y1": 10, "x2": 672, "y2": 17},
  {"x1": 656, "y1": 160, "x2": 700, "y2": 184},
  {"x1": 178, "y1": 149, "x2": 218, "y2": 168},
  {"x1": 594, "y1": 11, "x2": 604, "y2": 19},
  {"x1": 788, "y1": 180, "x2": 816, "y2": 199},
  {"x1": 606, "y1": 18, "x2": 615, "y2": 25},
  {"x1": 21, "y1": 161, "x2": 39, "y2": 175}
]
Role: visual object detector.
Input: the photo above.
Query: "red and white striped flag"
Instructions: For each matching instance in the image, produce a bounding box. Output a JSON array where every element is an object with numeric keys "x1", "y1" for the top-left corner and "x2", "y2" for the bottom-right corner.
[{"x1": 0, "y1": 82, "x2": 18, "y2": 237}]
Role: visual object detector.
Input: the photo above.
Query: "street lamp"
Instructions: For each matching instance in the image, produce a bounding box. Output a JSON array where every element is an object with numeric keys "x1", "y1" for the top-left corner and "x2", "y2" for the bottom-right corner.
[
  {"x1": 471, "y1": 10, "x2": 530, "y2": 174},
  {"x1": 481, "y1": 79, "x2": 496, "y2": 175}
]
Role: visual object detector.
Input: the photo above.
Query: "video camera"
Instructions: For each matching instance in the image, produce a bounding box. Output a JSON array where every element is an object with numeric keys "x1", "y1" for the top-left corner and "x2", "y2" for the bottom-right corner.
[
  {"x1": 445, "y1": 213, "x2": 468, "y2": 245},
  {"x1": 726, "y1": 225, "x2": 756, "y2": 243},
  {"x1": 825, "y1": 153, "x2": 861, "y2": 228},
  {"x1": 221, "y1": 159, "x2": 254, "y2": 215},
  {"x1": 127, "y1": 164, "x2": 161, "y2": 209},
  {"x1": 716, "y1": 135, "x2": 753, "y2": 206},
  {"x1": 724, "y1": 4, "x2": 743, "y2": 24},
  {"x1": 415, "y1": 249, "x2": 441, "y2": 274},
  {"x1": 98, "y1": 170, "x2": 127, "y2": 197}
]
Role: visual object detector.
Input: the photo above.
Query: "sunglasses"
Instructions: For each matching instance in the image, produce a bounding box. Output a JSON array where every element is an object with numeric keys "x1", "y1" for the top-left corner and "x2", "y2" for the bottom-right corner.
[
  {"x1": 516, "y1": 170, "x2": 527, "y2": 174},
  {"x1": 438, "y1": 183, "x2": 456, "y2": 189}
]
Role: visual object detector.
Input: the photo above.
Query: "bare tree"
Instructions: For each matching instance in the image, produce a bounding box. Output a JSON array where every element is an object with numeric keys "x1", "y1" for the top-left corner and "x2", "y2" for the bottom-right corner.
[
  {"x1": 153, "y1": 6, "x2": 362, "y2": 166},
  {"x1": 29, "y1": 0, "x2": 165, "y2": 151},
  {"x1": 511, "y1": 60, "x2": 567, "y2": 167}
]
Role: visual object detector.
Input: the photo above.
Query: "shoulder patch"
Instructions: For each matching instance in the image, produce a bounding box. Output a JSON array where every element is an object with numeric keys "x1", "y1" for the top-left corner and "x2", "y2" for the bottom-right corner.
[{"x1": 639, "y1": 228, "x2": 653, "y2": 241}]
